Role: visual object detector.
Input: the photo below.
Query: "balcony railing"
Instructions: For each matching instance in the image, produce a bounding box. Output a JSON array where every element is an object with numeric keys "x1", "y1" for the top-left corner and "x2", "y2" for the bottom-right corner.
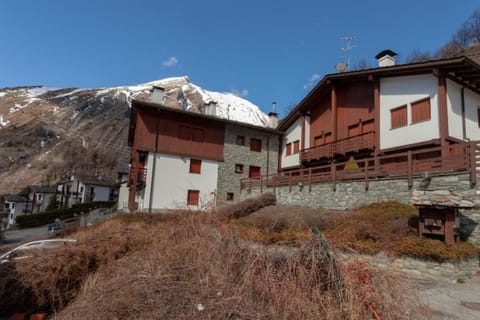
[
  {"x1": 129, "y1": 168, "x2": 147, "y2": 190},
  {"x1": 242, "y1": 141, "x2": 478, "y2": 192},
  {"x1": 301, "y1": 131, "x2": 375, "y2": 162}
]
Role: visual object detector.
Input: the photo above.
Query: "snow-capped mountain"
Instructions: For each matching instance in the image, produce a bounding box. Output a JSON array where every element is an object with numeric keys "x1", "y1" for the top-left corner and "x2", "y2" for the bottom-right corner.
[{"x1": 0, "y1": 77, "x2": 270, "y2": 193}]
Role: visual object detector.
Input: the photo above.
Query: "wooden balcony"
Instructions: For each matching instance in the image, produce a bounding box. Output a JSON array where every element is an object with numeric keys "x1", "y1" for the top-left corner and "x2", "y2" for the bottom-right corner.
[
  {"x1": 242, "y1": 141, "x2": 479, "y2": 192},
  {"x1": 301, "y1": 131, "x2": 375, "y2": 162}
]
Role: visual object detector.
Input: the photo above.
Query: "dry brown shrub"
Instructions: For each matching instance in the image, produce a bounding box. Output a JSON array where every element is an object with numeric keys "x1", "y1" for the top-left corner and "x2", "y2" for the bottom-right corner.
[
  {"x1": 218, "y1": 192, "x2": 276, "y2": 220},
  {"x1": 56, "y1": 213, "x2": 422, "y2": 319},
  {"x1": 1, "y1": 210, "x2": 424, "y2": 319}
]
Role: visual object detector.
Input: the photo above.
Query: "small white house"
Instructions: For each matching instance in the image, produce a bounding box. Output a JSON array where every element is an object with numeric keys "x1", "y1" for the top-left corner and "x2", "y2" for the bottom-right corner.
[
  {"x1": 0, "y1": 194, "x2": 28, "y2": 229},
  {"x1": 57, "y1": 175, "x2": 114, "y2": 208}
]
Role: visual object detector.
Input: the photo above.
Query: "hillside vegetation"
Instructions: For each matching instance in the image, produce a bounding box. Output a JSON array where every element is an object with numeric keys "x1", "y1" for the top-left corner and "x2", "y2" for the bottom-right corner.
[{"x1": 0, "y1": 202, "x2": 436, "y2": 319}]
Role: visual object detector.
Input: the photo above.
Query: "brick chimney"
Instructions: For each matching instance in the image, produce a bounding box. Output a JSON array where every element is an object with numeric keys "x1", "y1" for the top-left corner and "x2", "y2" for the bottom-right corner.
[{"x1": 375, "y1": 49, "x2": 398, "y2": 67}]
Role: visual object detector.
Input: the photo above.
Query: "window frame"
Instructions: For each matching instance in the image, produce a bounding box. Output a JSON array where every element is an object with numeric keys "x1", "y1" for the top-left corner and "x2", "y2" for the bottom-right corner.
[
  {"x1": 235, "y1": 163, "x2": 244, "y2": 174},
  {"x1": 390, "y1": 105, "x2": 407, "y2": 129},
  {"x1": 411, "y1": 97, "x2": 431, "y2": 124},
  {"x1": 226, "y1": 192, "x2": 234, "y2": 201},
  {"x1": 293, "y1": 140, "x2": 300, "y2": 154},
  {"x1": 286, "y1": 143, "x2": 292, "y2": 156},
  {"x1": 249, "y1": 165, "x2": 261, "y2": 178},
  {"x1": 236, "y1": 135, "x2": 245, "y2": 146},
  {"x1": 189, "y1": 159, "x2": 202, "y2": 174},
  {"x1": 187, "y1": 190, "x2": 200, "y2": 206},
  {"x1": 250, "y1": 138, "x2": 262, "y2": 152}
]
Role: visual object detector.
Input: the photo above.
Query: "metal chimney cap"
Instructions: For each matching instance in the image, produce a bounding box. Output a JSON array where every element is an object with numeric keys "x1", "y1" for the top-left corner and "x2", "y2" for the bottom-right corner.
[{"x1": 375, "y1": 49, "x2": 398, "y2": 60}]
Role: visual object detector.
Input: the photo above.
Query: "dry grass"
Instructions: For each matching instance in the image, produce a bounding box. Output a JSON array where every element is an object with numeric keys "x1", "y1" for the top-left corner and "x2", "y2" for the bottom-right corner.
[{"x1": 0, "y1": 211, "x2": 424, "y2": 319}]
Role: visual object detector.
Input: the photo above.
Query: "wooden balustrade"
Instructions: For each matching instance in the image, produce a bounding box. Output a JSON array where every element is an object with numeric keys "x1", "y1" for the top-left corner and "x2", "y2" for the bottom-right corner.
[{"x1": 241, "y1": 141, "x2": 478, "y2": 191}]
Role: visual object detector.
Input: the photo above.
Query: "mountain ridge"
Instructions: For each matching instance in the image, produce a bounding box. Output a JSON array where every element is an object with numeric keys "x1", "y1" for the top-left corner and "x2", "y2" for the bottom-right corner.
[{"x1": 0, "y1": 77, "x2": 270, "y2": 194}]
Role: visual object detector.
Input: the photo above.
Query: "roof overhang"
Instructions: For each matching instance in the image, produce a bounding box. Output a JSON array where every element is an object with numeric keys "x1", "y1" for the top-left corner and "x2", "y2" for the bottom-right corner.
[{"x1": 279, "y1": 56, "x2": 480, "y2": 130}]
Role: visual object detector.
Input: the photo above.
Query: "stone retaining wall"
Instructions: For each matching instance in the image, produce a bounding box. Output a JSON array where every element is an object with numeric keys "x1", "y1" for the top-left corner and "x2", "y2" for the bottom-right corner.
[
  {"x1": 239, "y1": 172, "x2": 480, "y2": 246},
  {"x1": 339, "y1": 252, "x2": 479, "y2": 283}
]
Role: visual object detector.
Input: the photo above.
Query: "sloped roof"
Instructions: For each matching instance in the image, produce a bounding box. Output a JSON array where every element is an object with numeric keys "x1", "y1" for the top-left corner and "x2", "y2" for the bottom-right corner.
[
  {"x1": 279, "y1": 56, "x2": 480, "y2": 130},
  {"x1": 1, "y1": 194, "x2": 28, "y2": 203}
]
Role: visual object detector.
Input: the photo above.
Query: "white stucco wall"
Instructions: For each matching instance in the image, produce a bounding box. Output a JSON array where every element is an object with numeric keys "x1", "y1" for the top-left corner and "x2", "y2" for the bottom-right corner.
[
  {"x1": 464, "y1": 87, "x2": 480, "y2": 140},
  {"x1": 447, "y1": 79, "x2": 464, "y2": 140},
  {"x1": 281, "y1": 117, "x2": 302, "y2": 168},
  {"x1": 117, "y1": 180, "x2": 129, "y2": 211},
  {"x1": 380, "y1": 74, "x2": 439, "y2": 150},
  {"x1": 142, "y1": 153, "x2": 218, "y2": 210},
  {"x1": 92, "y1": 186, "x2": 111, "y2": 202},
  {"x1": 446, "y1": 79, "x2": 480, "y2": 141}
]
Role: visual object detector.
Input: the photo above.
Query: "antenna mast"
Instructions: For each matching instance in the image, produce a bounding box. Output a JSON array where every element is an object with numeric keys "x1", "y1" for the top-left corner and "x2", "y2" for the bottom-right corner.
[{"x1": 340, "y1": 35, "x2": 357, "y2": 71}]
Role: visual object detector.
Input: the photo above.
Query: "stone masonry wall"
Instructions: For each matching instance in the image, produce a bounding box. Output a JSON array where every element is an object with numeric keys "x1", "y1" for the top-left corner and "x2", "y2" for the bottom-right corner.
[
  {"x1": 217, "y1": 124, "x2": 279, "y2": 205},
  {"x1": 240, "y1": 172, "x2": 480, "y2": 246},
  {"x1": 339, "y1": 252, "x2": 479, "y2": 283}
]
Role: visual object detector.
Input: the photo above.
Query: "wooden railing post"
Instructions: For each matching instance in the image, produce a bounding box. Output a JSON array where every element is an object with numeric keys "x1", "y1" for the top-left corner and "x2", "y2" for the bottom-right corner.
[
  {"x1": 289, "y1": 172, "x2": 292, "y2": 192},
  {"x1": 309, "y1": 168, "x2": 312, "y2": 192},
  {"x1": 331, "y1": 160, "x2": 336, "y2": 191},
  {"x1": 364, "y1": 159, "x2": 369, "y2": 190},
  {"x1": 470, "y1": 141, "x2": 477, "y2": 186},
  {"x1": 260, "y1": 176, "x2": 263, "y2": 193},
  {"x1": 273, "y1": 174, "x2": 276, "y2": 193},
  {"x1": 407, "y1": 150, "x2": 413, "y2": 189}
]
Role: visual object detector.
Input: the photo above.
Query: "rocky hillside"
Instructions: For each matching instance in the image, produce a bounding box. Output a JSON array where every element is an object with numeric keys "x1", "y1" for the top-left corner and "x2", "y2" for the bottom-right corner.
[{"x1": 0, "y1": 77, "x2": 270, "y2": 194}]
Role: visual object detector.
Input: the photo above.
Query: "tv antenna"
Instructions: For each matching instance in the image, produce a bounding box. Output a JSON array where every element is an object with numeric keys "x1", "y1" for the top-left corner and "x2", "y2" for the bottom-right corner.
[{"x1": 339, "y1": 35, "x2": 357, "y2": 71}]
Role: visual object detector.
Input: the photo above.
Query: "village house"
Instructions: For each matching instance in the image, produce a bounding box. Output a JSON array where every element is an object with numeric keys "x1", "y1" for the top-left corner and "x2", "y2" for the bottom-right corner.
[
  {"x1": 238, "y1": 52, "x2": 480, "y2": 191},
  {"x1": 56, "y1": 175, "x2": 114, "y2": 208},
  {"x1": 0, "y1": 194, "x2": 28, "y2": 229},
  {"x1": 127, "y1": 90, "x2": 280, "y2": 212},
  {"x1": 18, "y1": 185, "x2": 56, "y2": 214}
]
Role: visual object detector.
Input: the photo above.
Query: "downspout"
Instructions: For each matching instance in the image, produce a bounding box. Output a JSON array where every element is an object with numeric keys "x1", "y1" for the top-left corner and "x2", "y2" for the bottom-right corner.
[
  {"x1": 266, "y1": 136, "x2": 270, "y2": 178},
  {"x1": 461, "y1": 86, "x2": 466, "y2": 140},
  {"x1": 148, "y1": 117, "x2": 160, "y2": 213}
]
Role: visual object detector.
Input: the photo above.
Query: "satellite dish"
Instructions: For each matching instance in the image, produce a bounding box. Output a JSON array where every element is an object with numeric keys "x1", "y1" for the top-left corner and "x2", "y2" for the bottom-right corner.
[{"x1": 335, "y1": 62, "x2": 347, "y2": 73}]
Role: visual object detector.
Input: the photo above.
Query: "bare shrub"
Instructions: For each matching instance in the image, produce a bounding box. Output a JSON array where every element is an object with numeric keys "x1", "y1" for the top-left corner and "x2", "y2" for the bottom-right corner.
[{"x1": 218, "y1": 192, "x2": 276, "y2": 220}]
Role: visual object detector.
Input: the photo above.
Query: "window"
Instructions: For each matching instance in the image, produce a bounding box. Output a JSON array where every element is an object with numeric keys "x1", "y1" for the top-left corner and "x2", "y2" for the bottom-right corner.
[
  {"x1": 36, "y1": 194, "x2": 42, "y2": 201},
  {"x1": 391, "y1": 105, "x2": 407, "y2": 129},
  {"x1": 187, "y1": 190, "x2": 200, "y2": 206},
  {"x1": 235, "y1": 164, "x2": 244, "y2": 174},
  {"x1": 80, "y1": 186, "x2": 84, "y2": 193},
  {"x1": 286, "y1": 143, "x2": 292, "y2": 156},
  {"x1": 190, "y1": 159, "x2": 202, "y2": 174},
  {"x1": 293, "y1": 140, "x2": 300, "y2": 154},
  {"x1": 226, "y1": 192, "x2": 234, "y2": 201},
  {"x1": 236, "y1": 135, "x2": 245, "y2": 145},
  {"x1": 411, "y1": 98, "x2": 431, "y2": 124},
  {"x1": 249, "y1": 166, "x2": 261, "y2": 178},
  {"x1": 250, "y1": 138, "x2": 262, "y2": 152}
]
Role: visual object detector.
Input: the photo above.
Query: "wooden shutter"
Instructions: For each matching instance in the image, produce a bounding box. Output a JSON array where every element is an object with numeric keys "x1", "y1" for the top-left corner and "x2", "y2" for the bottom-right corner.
[
  {"x1": 250, "y1": 138, "x2": 262, "y2": 152},
  {"x1": 189, "y1": 159, "x2": 201, "y2": 174},
  {"x1": 286, "y1": 143, "x2": 292, "y2": 155},
  {"x1": 411, "y1": 98, "x2": 431, "y2": 123},
  {"x1": 391, "y1": 105, "x2": 407, "y2": 128},
  {"x1": 293, "y1": 140, "x2": 300, "y2": 154},
  {"x1": 249, "y1": 166, "x2": 261, "y2": 178},
  {"x1": 187, "y1": 190, "x2": 200, "y2": 205}
]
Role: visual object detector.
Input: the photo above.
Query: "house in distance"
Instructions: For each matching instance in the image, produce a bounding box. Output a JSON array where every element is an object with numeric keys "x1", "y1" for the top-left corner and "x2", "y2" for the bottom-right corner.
[{"x1": 127, "y1": 88, "x2": 280, "y2": 212}]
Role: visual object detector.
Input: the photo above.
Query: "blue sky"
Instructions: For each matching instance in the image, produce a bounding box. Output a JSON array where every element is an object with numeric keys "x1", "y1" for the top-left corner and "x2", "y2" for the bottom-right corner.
[{"x1": 0, "y1": 1, "x2": 478, "y2": 117}]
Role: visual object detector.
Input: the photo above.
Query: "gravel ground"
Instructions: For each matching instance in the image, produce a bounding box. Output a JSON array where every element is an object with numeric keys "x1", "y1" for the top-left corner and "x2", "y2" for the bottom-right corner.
[{"x1": 416, "y1": 275, "x2": 480, "y2": 319}]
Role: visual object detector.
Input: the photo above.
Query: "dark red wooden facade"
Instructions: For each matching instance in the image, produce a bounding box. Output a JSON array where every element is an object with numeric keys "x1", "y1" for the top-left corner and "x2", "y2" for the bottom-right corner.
[{"x1": 127, "y1": 101, "x2": 226, "y2": 211}]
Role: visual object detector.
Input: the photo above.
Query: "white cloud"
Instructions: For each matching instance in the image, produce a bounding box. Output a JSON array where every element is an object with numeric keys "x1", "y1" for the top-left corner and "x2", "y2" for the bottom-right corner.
[
  {"x1": 303, "y1": 73, "x2": 321, "y2": 89},
  {"x1": 230, "y1": 88, "x2": 249, "y2": 98},
  {"x1": 161, "y1": 56, "x2": 178, "y2": 68}
]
